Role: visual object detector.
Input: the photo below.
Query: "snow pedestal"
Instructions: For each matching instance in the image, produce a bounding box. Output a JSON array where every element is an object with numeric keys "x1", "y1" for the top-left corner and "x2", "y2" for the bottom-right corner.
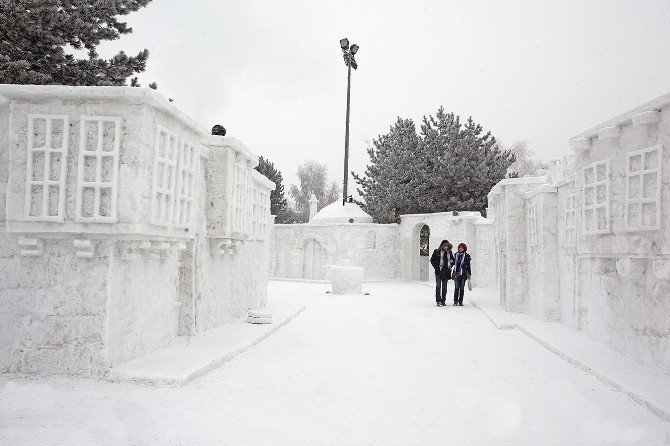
[
  {"x1": 247, "y1": 300, "x2": 273, "y2": 324},
  {"x1": 329, "y1": 259, "x2": 364, "y2": 295}
]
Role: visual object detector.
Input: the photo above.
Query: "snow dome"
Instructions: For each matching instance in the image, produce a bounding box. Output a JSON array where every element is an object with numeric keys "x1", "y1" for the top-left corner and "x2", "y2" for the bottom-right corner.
[{"x1": 309, "y1": 202, "x2": 374, "y2": 224}]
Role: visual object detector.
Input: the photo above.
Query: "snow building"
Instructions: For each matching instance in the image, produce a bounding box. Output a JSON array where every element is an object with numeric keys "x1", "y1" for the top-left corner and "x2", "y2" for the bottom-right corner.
[
  {"x1": 271, "y1": 198, "x2": 495, "y2": 286},
  {"x1": 0, "y1": 85, "x2": 274, "y2": 376},
  {"x1": 488, "y1": 92, "x2": 670, "y2": 373}
]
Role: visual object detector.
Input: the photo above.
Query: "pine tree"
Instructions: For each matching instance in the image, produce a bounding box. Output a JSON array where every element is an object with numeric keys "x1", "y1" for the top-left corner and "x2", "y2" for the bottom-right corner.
[
  {"x1": 0, "y1": 0, "x2": 153, "y2": 86},
  {"x1": 255, "y1": 156, "x2": 291, "y2": 223},
  {"x1": 354, "y1": 108, "x2": 515, "y2": 221},
  {"x1": 353, "y1": 118, "x2": 421, "y2": 223}
]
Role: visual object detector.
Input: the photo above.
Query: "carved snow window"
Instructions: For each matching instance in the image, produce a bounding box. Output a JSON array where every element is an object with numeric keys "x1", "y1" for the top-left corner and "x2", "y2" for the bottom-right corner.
[
  {"x1": 259, "y1": 190, "x2": 268, "y2": 237},
  {"x1": 233, "y1": 161, "x2": 246, "y2": 232},
  {"x1": 24, "y1": 115, "x2": 69, "y2": 221},
  {"x1": 492, "y1": 197, "x2": 506, "y2": 241},
  {"x1": 250, "y1": 188, "x2": 269, "y2": 239},
  {"x1": 366, "y1": 231, "x2": 376, "y2": 249},
  {"x1": 450, "y1": 224, "x2": 466, "y2": 246},
  {"x1": 174, "y1": 140, "x2": 198, "y2": 228},
  {"x1": 246, "y1": 179, "x2": 254, "y2": 234},
  {"x1": 249, "y1": 187, "x2": 270, "y2": 239},
  {"x1": 625, "y1": 145, "x2": 662, "y2": 231},
  {"x1": 151, "y1": 127, "x2": 179, "y2": 226},
  {"x1": 251, "y1": 187, "x2": 260, "y2": 238},
  {"x1": 75, "y1": 117, "x2": 121, "y2": 222},
  {"x1": 527, "y1": 203, "x2": 538, "y2": 246},
  {"x1": 477, "y1": 228, "x2": 491, "y2": 248},
  {"x1": 563, "y1": 193, "x2": 576, "y2": 247},
  {"x1": 582, "y1": 159, "x2": 610, "y2": 235}
]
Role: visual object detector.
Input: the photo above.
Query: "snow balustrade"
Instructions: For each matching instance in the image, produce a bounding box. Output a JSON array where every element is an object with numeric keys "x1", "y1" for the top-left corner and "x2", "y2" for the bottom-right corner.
[
  {"x1": 0, "y1": 85, "x2": 275, "y2": 376},
  {"x1": 487, "y1": 92, "x2": 670, "y2": 374}
]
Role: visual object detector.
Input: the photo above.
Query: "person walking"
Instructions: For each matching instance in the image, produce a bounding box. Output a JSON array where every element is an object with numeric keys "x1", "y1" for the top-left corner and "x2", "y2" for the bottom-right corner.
[
  {"x1": 452, "y1": 243, "x2": 472, "y2": 306},
  {"x1": 430, "y1": 240, "x2": 454, "y2": 306}
]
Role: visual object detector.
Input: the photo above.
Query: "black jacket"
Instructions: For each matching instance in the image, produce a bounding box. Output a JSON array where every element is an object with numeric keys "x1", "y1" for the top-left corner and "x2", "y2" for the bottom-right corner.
[
  {"x1": 453, "y1": 252, "x2": 472, "y2": 277},
  {"x1": 430, "y1": 249, "x2": 454, "y2": 278}
]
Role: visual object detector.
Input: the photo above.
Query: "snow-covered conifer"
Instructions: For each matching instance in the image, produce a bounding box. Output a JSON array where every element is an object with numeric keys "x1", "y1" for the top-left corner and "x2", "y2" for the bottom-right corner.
[
  {"x1": 354, "y1": 108, "x2": 515, "y2": 221},
  {"x1": 255, "y1": 156, "x2": 292, "y2": 223},
  {"x1": 0, "y1": 0, "x2": 153, "y2": 86}
]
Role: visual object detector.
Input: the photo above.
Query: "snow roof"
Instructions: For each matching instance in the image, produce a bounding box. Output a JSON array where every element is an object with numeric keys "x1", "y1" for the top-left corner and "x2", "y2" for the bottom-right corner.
[
  {"x1": 310, "y1": 202, "x2": 373, "y2": 224},
  {"x1": 0, "y1": 84, "x2": 207, "y2": 135},
  {"x1": 570, "y1": 91, "x2": 670, "y2": 143}
]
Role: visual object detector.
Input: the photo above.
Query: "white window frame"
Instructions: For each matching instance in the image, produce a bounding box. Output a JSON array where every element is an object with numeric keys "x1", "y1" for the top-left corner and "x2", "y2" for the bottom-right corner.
[
  {"x1": 563, "y1": 193, "x2": 576, "y2": 247},
  {"x1": 492, "y1": 198, "x2": 506, "y2": 240},
  {"x1": 527, "y1": 203, "x2": 538, "y2": 246},
  {"x1": 151, "y1": 127, "x2": 179, "y2": 226},
  {"x1": 245, "y1": 176, "x2": 254, "y2": 234},
  {"x1": 252, "y1": 187, "x2": 260, "y2": 238},
  {"x1": 450, "y1": 224, "x2": 466, "y2": 247},
  {"x1": 258, "y1": 190, "x2": 268, "y2": 239},
  {"x1": 233, "y1": 161, "x2": 246, "y2": 232},
  {"x1": 174, "y1": 139, "x2": 198, "y2": 229},
  {"x1": 582, "y1": 159, "x2": 611, "y2": 235},
  {"x1": 624, "y1": 145, "x2": 662, "y2": 231},
  {"x1": 75, "y1": 116, "x2": 121, "y2": 223},
  {"x1": 477, "y1": 228, "x2": 491, "y2": 248},
  {"x1": 150, "y1": 128, "x2": 200, "y2": 229},
  {"x1": 24, "y1": 114, "x2": 70, "y2": 222}
]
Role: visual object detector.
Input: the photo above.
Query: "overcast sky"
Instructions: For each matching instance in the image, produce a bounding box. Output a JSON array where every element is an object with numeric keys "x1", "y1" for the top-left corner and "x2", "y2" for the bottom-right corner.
[{"x1": 99, "y1": 0, "x2": 670, "y2": 196}]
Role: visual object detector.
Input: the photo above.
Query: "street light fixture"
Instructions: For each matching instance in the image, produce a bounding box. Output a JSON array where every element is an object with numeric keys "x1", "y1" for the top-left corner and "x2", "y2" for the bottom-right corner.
[{"x1": 340, "y1": 37, "x2": 359, "y2": 205}]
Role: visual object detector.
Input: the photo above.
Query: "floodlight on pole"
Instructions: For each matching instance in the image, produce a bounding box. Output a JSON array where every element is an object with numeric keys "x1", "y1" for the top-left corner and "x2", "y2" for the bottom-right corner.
[{"x1": 339, "y1": 37, "x2": 359, "y2": 205}]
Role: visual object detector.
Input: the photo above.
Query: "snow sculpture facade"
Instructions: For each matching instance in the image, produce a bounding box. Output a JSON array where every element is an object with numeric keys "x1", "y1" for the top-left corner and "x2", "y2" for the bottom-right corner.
[
  {"x1": 488, "y1": 92, "x2": 670, "y2": 373},
  {"x1": 0, "y1": 85, "x2": 274, "y2": 376},
  {"x1": 272, "y1": 207, "x2": 494, "y2": 285},
  {"x1": 272, "y1": 202, "x2": 397, "y2": 280}
]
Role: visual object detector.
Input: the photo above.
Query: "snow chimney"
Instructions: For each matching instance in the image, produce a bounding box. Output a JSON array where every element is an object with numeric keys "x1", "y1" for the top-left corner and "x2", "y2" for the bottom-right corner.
[{"x1": 309, "y1": 194, "x2": 319, "y2": 221}]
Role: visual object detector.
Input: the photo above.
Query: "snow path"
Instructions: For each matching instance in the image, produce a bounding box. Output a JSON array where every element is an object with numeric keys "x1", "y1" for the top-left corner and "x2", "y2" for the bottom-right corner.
[{"x1": 1, "y1": 281, "x2": 669, "y2": 445}]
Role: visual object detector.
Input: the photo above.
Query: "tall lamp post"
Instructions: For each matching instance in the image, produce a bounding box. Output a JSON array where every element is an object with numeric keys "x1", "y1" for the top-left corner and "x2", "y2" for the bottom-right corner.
[{"x1": 340, "y1": 38, "x2": 359, "y2": 205}]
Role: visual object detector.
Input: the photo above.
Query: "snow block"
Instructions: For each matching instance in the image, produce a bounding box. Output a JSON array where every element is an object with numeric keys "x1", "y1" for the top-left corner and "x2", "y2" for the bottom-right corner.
[{"x1": 330, "y1": 263, "x2": 364, "y2": 294}]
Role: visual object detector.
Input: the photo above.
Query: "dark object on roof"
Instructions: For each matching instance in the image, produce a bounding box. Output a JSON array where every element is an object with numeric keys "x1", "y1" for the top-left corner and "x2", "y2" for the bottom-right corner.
[{"x1": 211, "y1": 124, "x2": 226, "y2": 136}]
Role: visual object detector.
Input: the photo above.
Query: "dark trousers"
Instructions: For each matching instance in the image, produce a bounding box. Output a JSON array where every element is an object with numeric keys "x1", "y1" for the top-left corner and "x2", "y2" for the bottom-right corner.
[
  {"x1": 454, "y1": 277, "x2": 467, "y2": 304},
  {"x1": 435, "y1": 274, "x2": 449, "y2": 303}
]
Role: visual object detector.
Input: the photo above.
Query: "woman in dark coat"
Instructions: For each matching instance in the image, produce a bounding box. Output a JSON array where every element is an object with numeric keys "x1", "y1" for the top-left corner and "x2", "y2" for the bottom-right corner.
[
  {"x1": 430, "y1": 240, "x2": 454, "y2": 306},
  {"x1": 452, "y1": 243, "x2": 472, "y2": 306}
]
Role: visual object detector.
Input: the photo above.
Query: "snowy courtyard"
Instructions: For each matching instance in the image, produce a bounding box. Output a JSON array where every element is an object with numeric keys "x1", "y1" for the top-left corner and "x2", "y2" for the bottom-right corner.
[
  {"x1": 2, "y1": 2, "x2": 670, "y2": 445},
  {"x1": 1, "y1": 281, "x2": 669, "y2": 446}
]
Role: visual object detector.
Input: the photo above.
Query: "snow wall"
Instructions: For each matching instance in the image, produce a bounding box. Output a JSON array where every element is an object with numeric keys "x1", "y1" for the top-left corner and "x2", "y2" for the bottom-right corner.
[
  {"x1": 0, "y1": 85, "x2": 274, "y2": 376},
  {"x1": 271, "y1": 211, "x2": 495, "y2": 286},
  {"x1": 489, "y1": 92, "x2": 670, "y2": 374}
]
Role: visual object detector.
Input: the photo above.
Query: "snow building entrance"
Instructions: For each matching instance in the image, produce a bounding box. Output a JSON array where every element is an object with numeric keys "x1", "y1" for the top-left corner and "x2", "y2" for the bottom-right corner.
[
  {"x1": 419, "y1": 224, "x2": 430, "y2": 281},
  {"x1": 302, "y1": 237, "x2": 324, "y2": 279}
]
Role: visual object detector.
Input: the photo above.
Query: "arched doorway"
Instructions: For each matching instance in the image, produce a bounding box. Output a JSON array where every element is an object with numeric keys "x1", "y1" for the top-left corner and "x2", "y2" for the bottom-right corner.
[
  {"x1": 410, "y1": 222, "x2": 431, "y2": 281},
  {"x1": 301, "y1": 236, "x2": 324, "y2": 280},
  {"x1": 419, "y1": 224, "x2": 430, "y2": 281}
]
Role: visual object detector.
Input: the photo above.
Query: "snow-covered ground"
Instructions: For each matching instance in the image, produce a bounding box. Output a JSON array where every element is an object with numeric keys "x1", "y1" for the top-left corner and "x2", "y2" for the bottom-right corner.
[{"x1": 1, "y1": 281, "x2": 669, "y2": 445}]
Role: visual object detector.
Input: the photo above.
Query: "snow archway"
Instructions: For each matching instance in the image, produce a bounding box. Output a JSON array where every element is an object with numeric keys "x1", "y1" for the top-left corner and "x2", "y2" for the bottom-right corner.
[
  {"x1": 298, "y1": 233, "x2": 326, "y2": 280},
  {"x1": 411, "y1": 223, "x2": 431, "y2": 282}
]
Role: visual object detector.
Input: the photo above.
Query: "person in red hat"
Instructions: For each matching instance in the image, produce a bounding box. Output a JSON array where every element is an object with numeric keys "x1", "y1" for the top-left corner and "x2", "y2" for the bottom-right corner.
[{"x1": 452, "y1": 243, "x2": 472, "y2": 306}]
